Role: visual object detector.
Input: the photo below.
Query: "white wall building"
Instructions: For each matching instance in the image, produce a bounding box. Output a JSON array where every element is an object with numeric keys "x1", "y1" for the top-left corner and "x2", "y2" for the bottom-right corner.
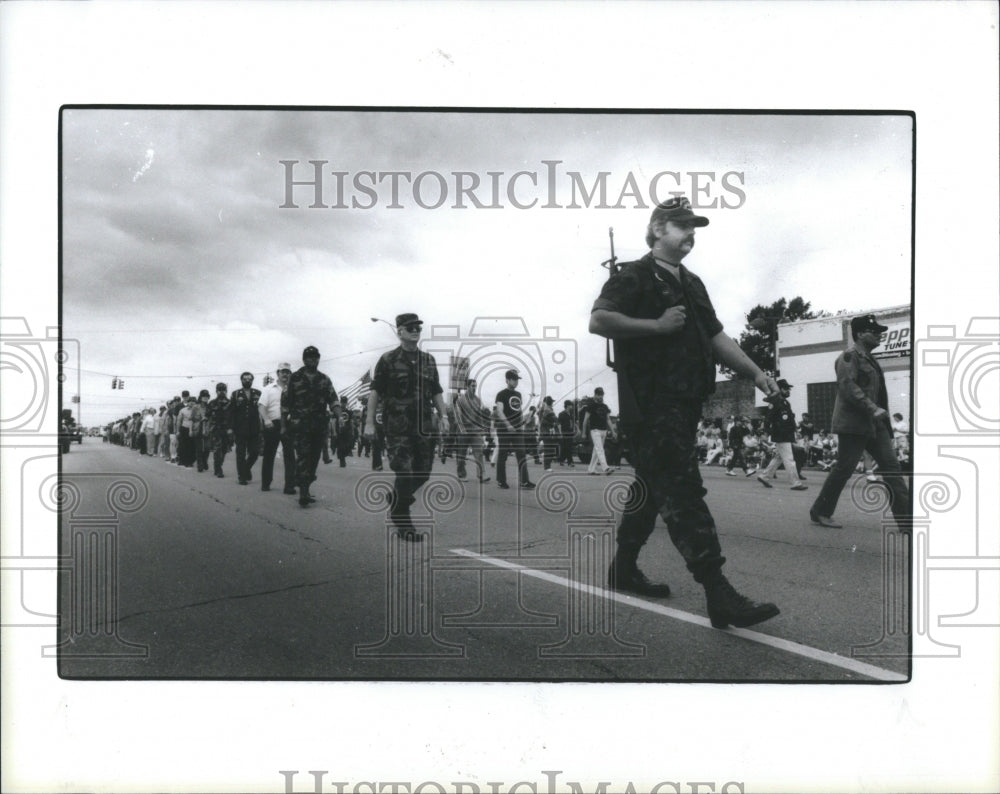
[{"x1": 765, "y1": 304, "x2": 912, "y2": 433}]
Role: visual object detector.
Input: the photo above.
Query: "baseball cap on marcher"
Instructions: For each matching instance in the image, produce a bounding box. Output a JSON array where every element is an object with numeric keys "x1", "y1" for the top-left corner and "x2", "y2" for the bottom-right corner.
[
  {"x1": 649, "y1": 196, "x2": 709, "y2": 228},
  {"x1": 776, "y1": 379, "x2": 793, "y2": 390},
  {"x1": 302, "y1": 346, "x2": 320, "y2": 358},
  {"x1": 504, "y1": 369, "x2": 521, "y2": 380},
  {"x1": 396, "y1": 313, "x2": 423, "y2": 328},
  {"x1": 277, "y1": 362, "x2": 292, "y2": 372},
  {"x1": 850, "y1": 313, "x2": 889, "y2": 336}
]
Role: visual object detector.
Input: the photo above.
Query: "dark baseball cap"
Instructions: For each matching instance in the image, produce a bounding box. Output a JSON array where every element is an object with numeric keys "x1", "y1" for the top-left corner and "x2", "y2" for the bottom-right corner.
[
  {"x1": 504, "y1": 369, "x2": 521, "y2": 380},
  {"x1": 396, "y1": 313, "x2": 423, "y2": 328},
  {"x1": 302, "y1": 345, "x2": 320, "y2": 358},
  {"x1": 650, "y1": 196, "x2": 709, "y2": 228},
  {"x1": 215, "y1": 382, "x2": 227, "y2": 392},
  {"x1": 544, "y1": 396, "x2": 554, "y2": 404},
  {"x1": 776, "y1": 378, "x2": 793, "y2": 390},
  {"x1": 594, "y1": 387, "x2": 605, "y2": 395},
  {"x1": 851, "y1": 313, "x2": 889, "y2": 335}
]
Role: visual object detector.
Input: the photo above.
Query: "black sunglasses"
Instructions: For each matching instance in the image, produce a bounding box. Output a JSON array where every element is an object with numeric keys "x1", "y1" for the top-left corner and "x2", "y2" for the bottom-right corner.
[{"x1": 402, "y1": 323, "x2": 423, "y2": 333}]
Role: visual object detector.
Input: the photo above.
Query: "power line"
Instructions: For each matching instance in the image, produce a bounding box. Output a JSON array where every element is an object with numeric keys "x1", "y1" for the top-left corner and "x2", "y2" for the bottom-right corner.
[
  {"x1": 69, "y1": 326, "x2": 360, "y2": 334},
  {"x1": 62, "y1": 344, "x2": 396, "y2": 380}
]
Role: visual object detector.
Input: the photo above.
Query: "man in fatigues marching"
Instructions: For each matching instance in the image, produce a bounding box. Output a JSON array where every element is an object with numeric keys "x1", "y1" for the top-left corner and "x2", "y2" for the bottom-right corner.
[
  {"x1": 590, "y1": 195, "x2": 782, "y2": 629},
  {"x1": 363, "y1": 313, "x2": 450, "y2": 542},
  {"x1": 284, "y1": 346, "x2": 341, "y2": 507},
  {"x1": 205, "y1": 382, "x2": 231, "y2": 478}
]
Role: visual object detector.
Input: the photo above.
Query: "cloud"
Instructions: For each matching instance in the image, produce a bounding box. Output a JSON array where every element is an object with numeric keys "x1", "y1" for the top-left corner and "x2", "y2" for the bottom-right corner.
[
  {"x1": 62, "y1": 109, "x2": 913, "y2": 425},
  {"x1": 132, "y1": 148, "x2": 155, "y2": 182}
]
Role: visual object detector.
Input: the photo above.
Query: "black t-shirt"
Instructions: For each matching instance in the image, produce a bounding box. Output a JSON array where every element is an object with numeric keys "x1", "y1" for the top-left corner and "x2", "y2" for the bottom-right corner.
[
  {"x1": 586, "y1": 401, "x2": 611, "y2": 431},
  {"x1": 558, "y1": 409, "x2": 575, "y2": 434},
  {"x1": 495, "y1": 388, "x2": 524, "y2": 430}
]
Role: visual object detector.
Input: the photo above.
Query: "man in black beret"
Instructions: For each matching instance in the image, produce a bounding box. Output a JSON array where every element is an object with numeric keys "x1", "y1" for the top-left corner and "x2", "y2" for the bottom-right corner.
[{"x1": 809, "y1": 313, "x2": 911, "y2": 530}]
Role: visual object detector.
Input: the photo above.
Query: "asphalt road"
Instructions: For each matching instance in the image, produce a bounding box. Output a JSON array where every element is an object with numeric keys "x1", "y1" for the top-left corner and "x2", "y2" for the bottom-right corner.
[{"x1": 57, "y1": 438, "x2": 910, "y2": 682}]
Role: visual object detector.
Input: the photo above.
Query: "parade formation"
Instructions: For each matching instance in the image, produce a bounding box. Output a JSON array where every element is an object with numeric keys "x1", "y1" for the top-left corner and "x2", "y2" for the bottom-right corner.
[{"x1": 95, "y1": 196, "x2": 913, "y2": 631}]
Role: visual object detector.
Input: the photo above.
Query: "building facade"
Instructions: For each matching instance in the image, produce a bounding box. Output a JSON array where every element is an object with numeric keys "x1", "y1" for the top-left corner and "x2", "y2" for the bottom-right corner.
[{"x1": 766, "y1": 304, "x2": 912, "y2": 433}]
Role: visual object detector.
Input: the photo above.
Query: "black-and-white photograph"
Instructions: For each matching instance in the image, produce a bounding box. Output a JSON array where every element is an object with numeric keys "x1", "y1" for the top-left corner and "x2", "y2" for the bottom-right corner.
[
  {"x1": 58, "y1": 108, "x2": 913, "y2": 682},
  {"x1": 3, "y1": 3, "x2": 997, "y2": 793}
]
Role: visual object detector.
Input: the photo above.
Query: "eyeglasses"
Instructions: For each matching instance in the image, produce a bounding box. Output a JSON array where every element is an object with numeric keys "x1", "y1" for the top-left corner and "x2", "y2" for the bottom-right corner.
[{"x1": 402, "y1": 324, "x2": 423, "y2": 333}]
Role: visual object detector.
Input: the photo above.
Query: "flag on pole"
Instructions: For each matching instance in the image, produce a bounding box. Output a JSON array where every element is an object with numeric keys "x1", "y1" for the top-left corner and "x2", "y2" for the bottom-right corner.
[
  {"x1": 339, "y1": 370, "x2": 372, "y2": 408},
  {"x1": 449, "y1": 355, "x2": 471, "y2": 391}
]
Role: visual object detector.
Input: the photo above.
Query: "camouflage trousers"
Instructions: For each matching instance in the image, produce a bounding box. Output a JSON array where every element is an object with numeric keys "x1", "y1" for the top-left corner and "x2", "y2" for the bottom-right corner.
[
  {"x1": 385, "y1": 435, "x2": 436, "y2": 522},
  {"x1": 209, "y1": 431, "x2": 231, "y2": 475},
  {"x1": 619, "y1": 401, "x2": 725, "y2": 583},
  {"x1": 293, "y1": 428, "x2": 326, "y2": 488}
]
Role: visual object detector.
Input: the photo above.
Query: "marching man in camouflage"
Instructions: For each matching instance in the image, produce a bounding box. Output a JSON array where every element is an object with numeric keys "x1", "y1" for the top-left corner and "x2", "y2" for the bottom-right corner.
[
  {"x1": 205, "y1": 382, "x2": 232, "y2": 478},
  {"x1": 363, "y1": 313, "x2": 450, "y2": 542},
  {"x1": 284, "y1": 346, "x2": 342, "y2": 507},
  {"x1": 590, "y1": 195, "x2": 782, "y2": 629}
]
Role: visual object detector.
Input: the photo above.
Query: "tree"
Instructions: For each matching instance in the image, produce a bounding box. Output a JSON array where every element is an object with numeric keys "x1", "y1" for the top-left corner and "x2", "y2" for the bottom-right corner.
[{"x1": 722, "y1": 296, "x2": 817, "y2": 379}]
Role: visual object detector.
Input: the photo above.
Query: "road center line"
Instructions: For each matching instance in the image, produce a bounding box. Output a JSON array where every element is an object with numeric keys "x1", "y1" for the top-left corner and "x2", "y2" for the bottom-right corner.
[{"x1": 449, "y1": 547, "x2": 907, "y2": 682}]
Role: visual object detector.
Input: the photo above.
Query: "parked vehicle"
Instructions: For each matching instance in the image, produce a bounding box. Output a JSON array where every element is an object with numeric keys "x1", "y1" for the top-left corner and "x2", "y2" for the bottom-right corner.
[{"x1": 59, "y1": 421, "x2": 81, "y2": 452}]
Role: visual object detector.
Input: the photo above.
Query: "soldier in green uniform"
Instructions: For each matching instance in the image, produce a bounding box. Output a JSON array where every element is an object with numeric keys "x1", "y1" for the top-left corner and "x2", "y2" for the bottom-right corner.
[
  {"x1": 363, "y1": 313, "x2": 450, "y2": 542},
  {"x1": 205, "y1": 382, "x2": 232, "y2": 478},
  {"x1": 284, "y1": 346, "x2": 341, "y2": 507},
  {"x1": 590, "y1": 196, "x2": 782, "y2": 629}
]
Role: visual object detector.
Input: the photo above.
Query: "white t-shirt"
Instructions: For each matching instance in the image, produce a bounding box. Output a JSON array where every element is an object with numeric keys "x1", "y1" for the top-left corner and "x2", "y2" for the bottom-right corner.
[{"x1": 259, "y1": 382, "x2": 284, "y2": 423}]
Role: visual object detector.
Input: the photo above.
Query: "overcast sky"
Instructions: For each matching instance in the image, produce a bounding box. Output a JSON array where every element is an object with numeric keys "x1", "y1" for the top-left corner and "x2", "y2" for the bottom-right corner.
[{"x1": 62, "y1": 109, "x2": 912, "y2": 425}]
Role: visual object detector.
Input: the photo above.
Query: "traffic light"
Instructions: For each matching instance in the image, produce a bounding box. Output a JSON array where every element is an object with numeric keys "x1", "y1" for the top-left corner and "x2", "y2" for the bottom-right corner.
[
  {"x1": 112, "y1": 377, "x2": 118, "y2": 389},
  {"x1": 119, "y1": 379, "x2": 125, "y2": 389}
]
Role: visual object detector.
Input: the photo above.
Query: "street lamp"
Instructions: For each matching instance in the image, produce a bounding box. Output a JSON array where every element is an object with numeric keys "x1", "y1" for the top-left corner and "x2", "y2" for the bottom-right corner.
[{"x1": 370, "y1": 317, "x2": 398, "y2": 336}]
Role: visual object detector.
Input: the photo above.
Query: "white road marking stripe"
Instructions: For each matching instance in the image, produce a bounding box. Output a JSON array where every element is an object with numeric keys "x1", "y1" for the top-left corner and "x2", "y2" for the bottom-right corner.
[{"x1": 449, "y1": 547, "x2": 907, "y2": 682}]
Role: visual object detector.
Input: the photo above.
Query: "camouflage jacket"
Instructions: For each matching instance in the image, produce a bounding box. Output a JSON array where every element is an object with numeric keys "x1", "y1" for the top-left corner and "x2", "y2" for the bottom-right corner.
[
  {"x1": 205, "y1": 396, "x2": 231, "y2": 437},
  {"x1": 284, "y1": 367, "x2": 339, "y2": 434},
  {"x1": 372, "y1": 346, "x2": 443, "y2": 438}
]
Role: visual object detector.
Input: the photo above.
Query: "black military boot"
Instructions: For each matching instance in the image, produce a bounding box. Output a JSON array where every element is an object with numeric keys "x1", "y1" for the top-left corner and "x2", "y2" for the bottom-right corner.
[
  {"x1": 390, "y1": 508, "x2": 423, "y2": 543},
  {"x1": 298, "y1": 484, "x2": 311, "y2": 507},
  {"x1": 703, "y1": 570, "x2": 779, "y2": 629},
  {"x1": 608, "y1": 546, "x2": 671, "y2": 598}
]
